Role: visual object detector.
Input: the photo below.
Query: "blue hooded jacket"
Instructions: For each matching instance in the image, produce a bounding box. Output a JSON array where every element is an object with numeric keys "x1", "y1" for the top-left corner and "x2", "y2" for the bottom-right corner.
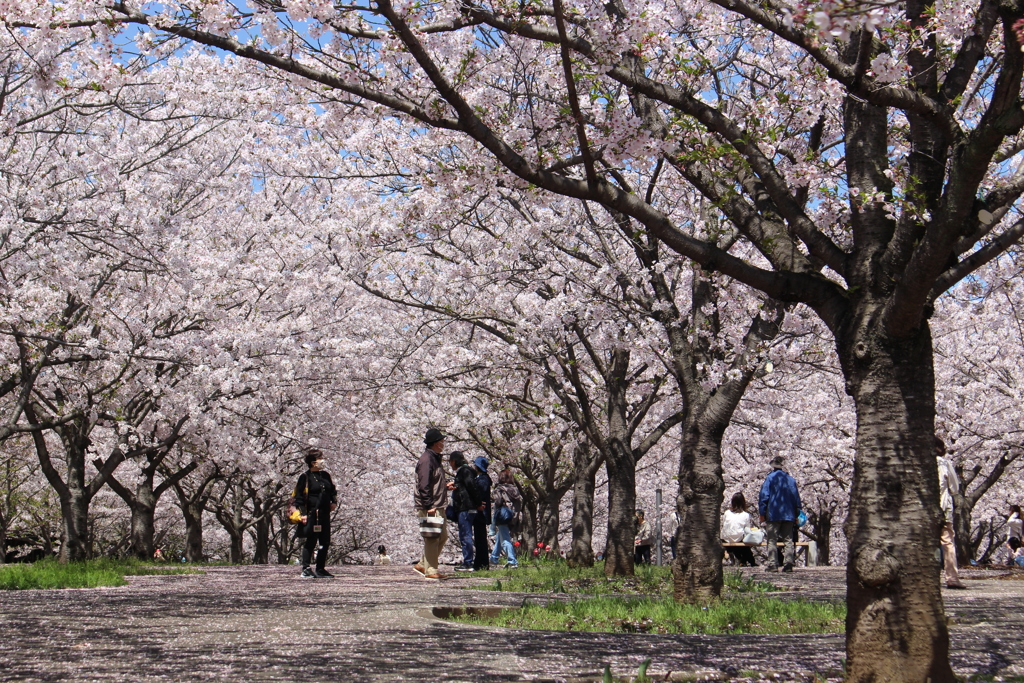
[{"x1": 758, "y1": 468, "x2": 801, "y2": 522}]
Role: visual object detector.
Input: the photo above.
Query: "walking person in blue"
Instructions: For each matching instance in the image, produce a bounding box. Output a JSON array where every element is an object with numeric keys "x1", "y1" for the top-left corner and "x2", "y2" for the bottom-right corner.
[{"x1": 758, "y1": 455, "x2": 801, "y2": 573}]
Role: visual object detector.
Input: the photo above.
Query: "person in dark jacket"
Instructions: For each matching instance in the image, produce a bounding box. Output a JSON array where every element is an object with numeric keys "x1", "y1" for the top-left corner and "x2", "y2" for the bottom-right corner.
[
  {"x1": 489, "y1": 468, "x2": 522, "y2": 568},
  {"x1": 449, "y1": 450, "x2": 483, "y2": 571},
  {"x1": 472, "y1": 457, "x2": 492, "y2": 571},
  {"x1": 291, "y1": 448, "x2": 338, "y2": 578},
  {"x1": 414, "y1": 428, "x2": 448, "y2": 580},
  {"x1": 758, "y1": 455, "x2": 801, "y2": 573}
]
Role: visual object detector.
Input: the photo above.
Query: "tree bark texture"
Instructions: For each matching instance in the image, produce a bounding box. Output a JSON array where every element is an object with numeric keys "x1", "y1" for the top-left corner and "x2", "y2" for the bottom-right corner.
[
  {"x1": 839, "y1": 325, "x2": 954, "y2": 683},
  {"x1": 604, "y1": 443, "x2": 636, "y2": 576},
  {"x1": 129, "y1": 486, "x2": 157, "y2": 561},
  {"x1": 60, "y1": 485, "x2": 91, "y2": 562},
  {"x1": 567, "y1": 446, "x2": 599, "y2": 567},
  {"x1": 536, "y1": 492, "x2": 562, "y2": 553},
  {"x1": 176, "y1": 492, "x2": 207, "y2": 562},
  {"x1": 252, "y1": 514, "x2": 271, "y2": 564},
  {"x1": 603, "y1": 348, "x2": 636, "y2": 577},
  {"x1": 673, "y1": 425, "x2": 725, "y2": 602},
  {"x1": 812, "y1": 509, "x2": 833, "y2": 567}
]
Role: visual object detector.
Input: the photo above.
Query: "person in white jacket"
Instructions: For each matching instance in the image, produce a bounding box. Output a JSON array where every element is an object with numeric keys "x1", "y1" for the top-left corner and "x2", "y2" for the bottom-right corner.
[
  {"x1": 937, "y1": 439, "x2": 966, "y2": 589},
  {"x1": 1007, "y1": 505, "x2": 1023, "y2": 542},
  {"x1": 721, "y1": 492, "x2": 757, "y2": 567}
]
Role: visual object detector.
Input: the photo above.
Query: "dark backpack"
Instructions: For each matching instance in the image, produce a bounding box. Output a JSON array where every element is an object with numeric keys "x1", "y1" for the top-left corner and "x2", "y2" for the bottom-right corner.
[{"x1": 494, "y1": 484, "x2": 521, "y2": 527}]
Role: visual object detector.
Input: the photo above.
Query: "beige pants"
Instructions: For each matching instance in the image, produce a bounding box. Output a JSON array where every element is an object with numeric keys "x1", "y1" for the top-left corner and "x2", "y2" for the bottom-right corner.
[
  {"x1": 417, "y1": 509, "x2": 448, "y2": 575},
  {"x1": 940, "y1": 521, "x2": 962, "y2": 586}
]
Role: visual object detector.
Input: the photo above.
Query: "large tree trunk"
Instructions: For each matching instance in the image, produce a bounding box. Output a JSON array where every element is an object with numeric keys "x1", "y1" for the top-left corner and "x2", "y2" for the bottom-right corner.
[
  {"x1": 128, "y1": 483, "x2": 157, "y2": 560},
  {"x1": 536, "y1": 491, "x2": 562, "y2": 553},
  {"x1": 839, "y1": 325, "x2": 954, "y2": 683},
  {"x1": 673, "y1": 424, "x2": 724, "y2": 602},
  {"x1": 604, "y1": 349, "x2": 636, "y2": 577},
  {"x1": 604, "y1": 442, "x2": 636, "y2": 577},
  {"x1": 252, "y1": 515, "x2": 271, "y2": 564},
  {"x1": 952, "y1": 496, "x2": 972, "y2": 567},
  {"x1": 813, "y1": 508, "x2": 833, "y2": 567},
  {"x1": 567, "y1": 448, "x2": 598, "y2": 567},
  {"x1": 520, "y1": 492, "x2": 538, "y2": 551},
  {"x1": 228, "y1": 530, "x2": 244, "y2": 564},
  {"x1": 60, "y1": 483, "x2": 91, "y2": 562}
]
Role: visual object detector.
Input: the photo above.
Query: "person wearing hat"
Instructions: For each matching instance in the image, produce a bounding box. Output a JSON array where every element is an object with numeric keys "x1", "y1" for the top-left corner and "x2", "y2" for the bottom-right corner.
[
  {"x1": 292, "y1": 448, "x2": 338, "y2": 578},
  {"x1": 472, "y1": 456, "x2": 492, "y2": 571},
  {"x1": 414, "y1": 428, "x2": 449, "y2": 579},
  {"x1": 448, "y1": 450, "x2": 485, "y2": 571},
  {"x1": 758, "y1": 455, "x2": 801, "y2": 572}
]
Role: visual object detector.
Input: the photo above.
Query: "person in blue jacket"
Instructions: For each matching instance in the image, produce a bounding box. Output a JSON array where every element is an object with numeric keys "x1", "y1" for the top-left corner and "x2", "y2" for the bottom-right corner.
[{"x1": 758, "y1": 455, "x2": 801, "y2": 573}]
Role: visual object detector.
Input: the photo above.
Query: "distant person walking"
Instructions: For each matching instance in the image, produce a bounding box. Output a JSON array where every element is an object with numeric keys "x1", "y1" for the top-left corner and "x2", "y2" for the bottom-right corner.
[
  {"x1": 414, "y1": 428, "x2": 449, "y2": 580},
  {"x1": 472, "y1": 457, "x2": 492, "y2": 571},
  {"x1": 722, "y1": 492, "x2": 757, "y2": 567},
  {"x1": 937, "y1": 440, "x2": 966, "y2": 589},
  {"x1": 489, "y1": 468, "x2": 521, "y2": 568},
  {"x1": 449, "y1": 450, "x2": 484, "y2": 571},
  {"x1": 634, "y1": 510, "x2": 653, "y2": 565},
  {"x1": 292, "y1": 448, "x2": 338, "y2": 578},
  {"x1": 758, "y1": 455, "x2": 800, "y2": 573}
]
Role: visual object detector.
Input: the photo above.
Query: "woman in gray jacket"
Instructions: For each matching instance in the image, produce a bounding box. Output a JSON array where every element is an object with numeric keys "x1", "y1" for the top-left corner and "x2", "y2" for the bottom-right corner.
[{"x1": 488, "y1": 469, "x2": 521, "y2": 568}]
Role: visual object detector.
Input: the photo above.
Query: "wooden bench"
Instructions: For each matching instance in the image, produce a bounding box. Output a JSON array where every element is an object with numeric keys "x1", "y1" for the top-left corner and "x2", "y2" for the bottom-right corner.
[{"x1": 721, "y1": 541, "x2": 819, "y2": 566}]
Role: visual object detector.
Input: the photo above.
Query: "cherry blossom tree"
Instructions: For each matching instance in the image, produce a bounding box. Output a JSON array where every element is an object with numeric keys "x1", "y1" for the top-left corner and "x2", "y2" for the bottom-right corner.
[{"x1": 13, "y1": 0, "x2": 1024, "y2": 674}]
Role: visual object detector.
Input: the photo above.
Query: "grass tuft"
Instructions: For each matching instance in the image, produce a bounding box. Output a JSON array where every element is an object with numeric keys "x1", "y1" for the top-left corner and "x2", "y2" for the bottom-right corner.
[
  {"x1": 465, "y1": 561, "x2": 776, "y2": 596},
  {"x1": 452, "y1": 594, "x2": 845, "y2": 635},
  {"x1": 0, "y1": 558, "x2": 202, "y2": 590}
]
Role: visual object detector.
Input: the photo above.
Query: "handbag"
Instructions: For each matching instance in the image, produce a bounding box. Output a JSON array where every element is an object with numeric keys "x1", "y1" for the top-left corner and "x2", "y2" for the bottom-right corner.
[
  {"x1": 445, "y1": 504, "x2": 457, "y2": 522},
  {"x1": 742, "y1": 527, "x2": 765, "y2": 545},
  {"x1": 797, "y1": 510, "x2": 808, "y2": 527},
  {"x1": 419, "y1": 515, "x2": 445, "y2": 538}
]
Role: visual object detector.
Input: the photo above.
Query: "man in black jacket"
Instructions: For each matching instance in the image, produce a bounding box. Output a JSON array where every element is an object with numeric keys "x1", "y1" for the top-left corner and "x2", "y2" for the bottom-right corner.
[
  {"x1": 449, "y1": 451, "x2": 483, "y2": 571},
  {"x1": 472, "y1": 456, "x2": 492, "y2": 571},
  {"x1": 291, "y1": 448, "x2": 338, "y2": 578}
]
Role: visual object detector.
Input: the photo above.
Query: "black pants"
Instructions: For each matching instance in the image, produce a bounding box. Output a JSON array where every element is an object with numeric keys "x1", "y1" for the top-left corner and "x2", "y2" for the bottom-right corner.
[
  {"x1": 473, "y1": 512, "x2": 490, "y2": 570},
  {"x1": 634, "y1": 544, "x2": 652, "y2": 565},
  {"x1": 728, "y1": 546, "x2": 757, "y2": 566},
  {"x1": 301, "y1": 509, "x2": 331, "y2": 570}
]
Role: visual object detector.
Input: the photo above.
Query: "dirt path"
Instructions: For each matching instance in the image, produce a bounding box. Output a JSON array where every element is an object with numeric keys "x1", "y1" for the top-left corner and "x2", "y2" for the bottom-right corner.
[{"x1": 0, "y1": 564, "x2": 1020, "y2": 681}]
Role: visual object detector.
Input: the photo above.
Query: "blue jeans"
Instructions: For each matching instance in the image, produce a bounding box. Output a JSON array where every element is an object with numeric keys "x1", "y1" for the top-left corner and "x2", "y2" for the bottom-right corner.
[
  {"x1": 489, "y1": 524, "x2": 517, "y2": 566},
  {"x1": 457, "y1": 511, "x2": 476, "y2": 567}
]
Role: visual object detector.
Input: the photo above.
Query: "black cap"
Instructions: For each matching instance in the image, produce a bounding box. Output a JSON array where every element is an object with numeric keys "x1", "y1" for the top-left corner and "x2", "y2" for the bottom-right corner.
[{"x1": 424, "y1": 428, "x2": 444, "y2": 446}]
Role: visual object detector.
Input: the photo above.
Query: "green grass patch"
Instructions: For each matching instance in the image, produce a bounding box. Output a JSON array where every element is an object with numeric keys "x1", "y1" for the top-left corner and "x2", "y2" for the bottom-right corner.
[
  {"x1": 466, "y1": 561, "x2": 775, "y2": 596},
  {"x1": 452, "y1": 594, "x2": 845, "y2": 635},
  {"x1": 0, "y1": 558, "x2": 202, "y2": 590}
]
